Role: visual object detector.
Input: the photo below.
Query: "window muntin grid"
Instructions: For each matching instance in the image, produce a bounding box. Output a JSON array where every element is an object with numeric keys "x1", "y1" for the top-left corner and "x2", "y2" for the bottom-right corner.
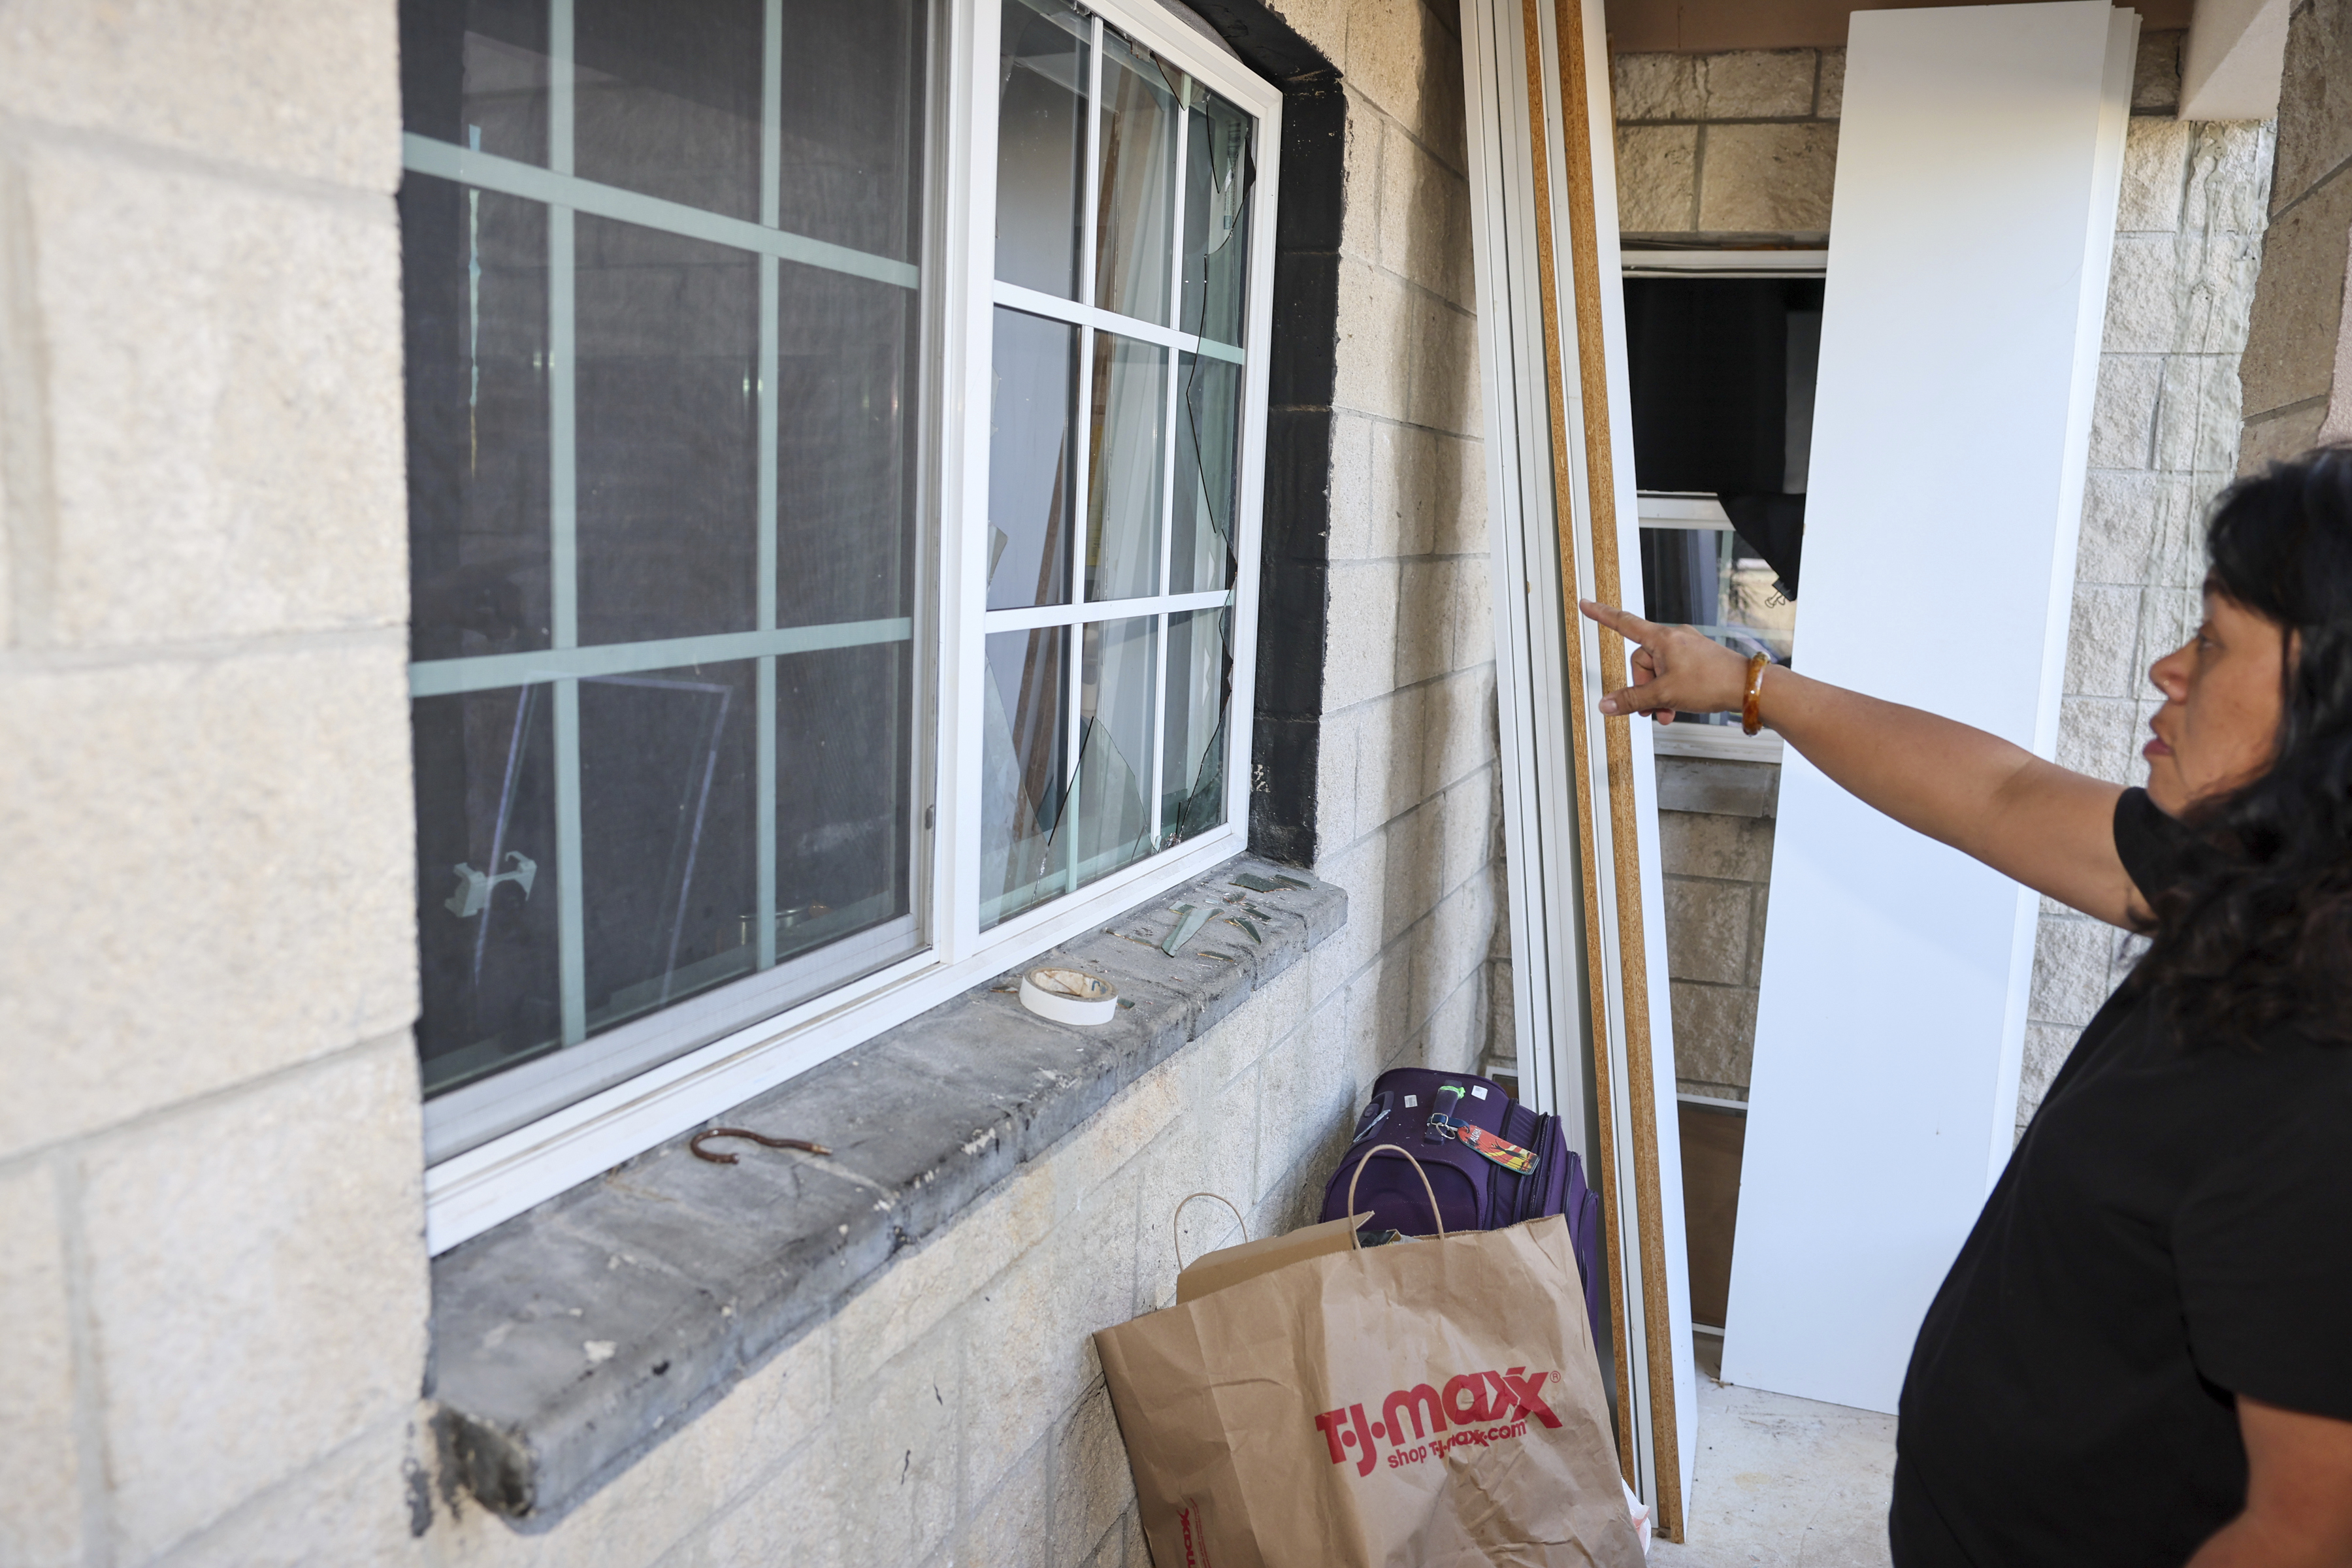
[
  {"x1": 402, "y1": 0, "x2": 930, "y2": 1160},
  {"x1": 400, "y1": 0, "x2": 1273, "y2": 1233},
  {"x1": 981, "y1": 0, "x2": 1252, "y2": 928}
]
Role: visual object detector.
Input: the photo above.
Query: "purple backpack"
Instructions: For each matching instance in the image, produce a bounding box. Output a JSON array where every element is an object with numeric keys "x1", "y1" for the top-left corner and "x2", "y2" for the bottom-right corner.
[{"x1": 1320, "y1": 1066, "x2": 1607, "y2": 1343}]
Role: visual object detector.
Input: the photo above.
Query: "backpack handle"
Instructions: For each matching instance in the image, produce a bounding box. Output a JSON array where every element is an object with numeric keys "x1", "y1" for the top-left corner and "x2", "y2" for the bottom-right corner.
[
  {"x1": 1171, "y1": 1191, "x2": 1250, "y2": 1273},
  {"x1": 1345, "y1": 1143, "x2": 1449, "y2": 1245}
]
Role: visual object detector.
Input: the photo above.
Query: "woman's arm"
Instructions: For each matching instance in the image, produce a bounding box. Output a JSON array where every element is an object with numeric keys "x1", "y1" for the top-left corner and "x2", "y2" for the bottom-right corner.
[
  {"x1": 1578, "y1": 600, "x2": 2142, "y2": 928},
  {"x1": 2187, "y1": 1397, "x2": 2352, "y2": 1567}
]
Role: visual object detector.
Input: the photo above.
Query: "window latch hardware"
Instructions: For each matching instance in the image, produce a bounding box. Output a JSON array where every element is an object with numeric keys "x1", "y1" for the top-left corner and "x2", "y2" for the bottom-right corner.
[{"x1": 444, "y1": 852, "x2": 536, "y2": 918}]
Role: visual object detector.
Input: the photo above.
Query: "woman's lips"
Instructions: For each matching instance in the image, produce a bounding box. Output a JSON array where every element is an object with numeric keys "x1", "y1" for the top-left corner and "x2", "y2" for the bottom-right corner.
[{"x1": 2144, "y1": 733, "x2": 2172, "y2": 759}]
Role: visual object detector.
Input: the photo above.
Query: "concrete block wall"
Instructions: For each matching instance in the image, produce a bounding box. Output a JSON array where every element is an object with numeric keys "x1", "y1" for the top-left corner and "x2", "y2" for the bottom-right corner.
[
  {"x1": 1294, "y1": 0, "x2": 1506, "y2": 1092},
  {"x1": 0, "y1": 0, "x2": 1503, "y2": 1563},
  {"x1": 2024, "y1": 101, "x2": 2276, "y2": 1134},
  {"x1": 1657, "y1": 791, "x2": 1775, "y2": 1102},
  {"x1": 2240, "y1": 0, "x2": 2352, "y2": 464},
  {"x1": 1610, "y1": 46, "x2": 1843, "y2": 244},
  {"x1": 0, "y1": 3, "x2": 427, "y2": 1565}
]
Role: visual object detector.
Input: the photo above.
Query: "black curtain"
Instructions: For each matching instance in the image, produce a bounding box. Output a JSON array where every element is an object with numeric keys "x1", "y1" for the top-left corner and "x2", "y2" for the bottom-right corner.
[{"x1": 1623, "y1": 275, "x2": 1820, "y2": 598}]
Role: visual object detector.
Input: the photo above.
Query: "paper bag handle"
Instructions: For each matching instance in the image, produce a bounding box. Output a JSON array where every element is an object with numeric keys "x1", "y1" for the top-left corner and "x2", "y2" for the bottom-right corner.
[
  {"x1": 1171, "y1": 1192, "x2": 1250, "y2": 1273},
  {"x1": 1345, "y1": 1143, "x2": 1449, "y2": 1245}
]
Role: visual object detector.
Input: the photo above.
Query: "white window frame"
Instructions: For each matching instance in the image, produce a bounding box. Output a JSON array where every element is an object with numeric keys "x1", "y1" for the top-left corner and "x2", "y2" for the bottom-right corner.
[{"x1": 418, "y1": 0, "x2": 1284, "y2": 1254}]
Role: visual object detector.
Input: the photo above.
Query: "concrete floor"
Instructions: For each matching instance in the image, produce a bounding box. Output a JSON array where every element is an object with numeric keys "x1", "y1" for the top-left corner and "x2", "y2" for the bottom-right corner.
[{"x1": 1648, "y1": 1336, "x2": 1897, "y2": 1567}]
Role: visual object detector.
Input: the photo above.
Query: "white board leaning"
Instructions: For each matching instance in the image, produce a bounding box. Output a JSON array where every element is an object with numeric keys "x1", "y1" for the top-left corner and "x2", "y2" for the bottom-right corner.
[{"x1": 1726, "y1": 1, "x2": 2136, "y2": 1415}]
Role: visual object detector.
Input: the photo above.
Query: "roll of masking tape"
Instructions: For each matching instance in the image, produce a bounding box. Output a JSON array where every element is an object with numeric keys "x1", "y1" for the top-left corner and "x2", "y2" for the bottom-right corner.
[{"x1": 1019, "y1": 966, "x2": 1119, "y2": 1026}]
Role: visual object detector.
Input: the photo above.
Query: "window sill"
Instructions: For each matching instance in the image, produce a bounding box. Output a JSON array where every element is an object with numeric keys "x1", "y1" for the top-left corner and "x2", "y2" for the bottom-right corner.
[{"x1": 427, "y1": 853, "x2": 1345, "y2": 1524}]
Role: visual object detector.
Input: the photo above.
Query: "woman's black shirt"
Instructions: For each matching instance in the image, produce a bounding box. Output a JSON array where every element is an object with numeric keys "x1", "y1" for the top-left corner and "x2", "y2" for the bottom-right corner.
[{"x1": 1890, "y1": 788, "x2": 2352, "y2": 1565}]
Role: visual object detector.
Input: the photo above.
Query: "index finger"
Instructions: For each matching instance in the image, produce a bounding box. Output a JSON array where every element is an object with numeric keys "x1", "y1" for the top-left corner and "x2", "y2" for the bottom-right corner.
[{"x1": 1578, "y1": 598, "x2": 1663, "y2": 643}]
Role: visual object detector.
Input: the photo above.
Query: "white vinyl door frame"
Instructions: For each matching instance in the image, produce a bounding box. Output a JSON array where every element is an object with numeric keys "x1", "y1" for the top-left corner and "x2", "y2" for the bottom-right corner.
[
  {"x1": 1460, "y1": 0, "x2": 1698, "y2": 1533},
  {"x1": 1725, "y1": 0, "x2": 2136, "y2": 1416}
]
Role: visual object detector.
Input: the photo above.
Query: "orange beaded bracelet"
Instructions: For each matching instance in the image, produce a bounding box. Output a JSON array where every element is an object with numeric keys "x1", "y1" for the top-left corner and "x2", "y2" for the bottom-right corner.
[{"x1": 1741, "y1": 652, "x2": 1771, "y2": 736}]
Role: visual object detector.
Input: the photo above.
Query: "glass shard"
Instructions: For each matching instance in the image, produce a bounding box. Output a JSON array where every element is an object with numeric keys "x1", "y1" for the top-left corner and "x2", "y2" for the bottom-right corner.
[
  {"x1": 990, "y1": 308, "x2": 1081, "y2": 610},
  {"x1": 578, "y1": 662, "x2": 759, "y2": 1032},
  {"x1": 981, "y1": 626, "x2": 1072, "y2": 926},
  {"x1": 1077, "y1": 617, "x2": 1157, "y2": 883},
  {"x1": 996, "y1": 0, "x2": 1090, "y2": 299},
  {"x1": 1171, "y1": 351, "x2": 1239, "y2": 594},
  {"x1": 1094, "y1": 27, "x2": 1177, "y2": 325},
  {"x1": 1181, "y1": 81, "x2": 1252, "y2": 348},
  {"x1": 1086, "y1": 332, "x2": 1168, "y2": 604},
  {"x1": 1162, "y1": 607, "x2": 1230, "y2": 844}
]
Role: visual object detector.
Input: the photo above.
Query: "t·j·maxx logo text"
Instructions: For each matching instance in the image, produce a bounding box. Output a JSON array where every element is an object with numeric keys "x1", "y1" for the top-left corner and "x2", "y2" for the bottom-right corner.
[{"x1": 1313, "y1": 1366, "x2": 1562, "y2": 1476}]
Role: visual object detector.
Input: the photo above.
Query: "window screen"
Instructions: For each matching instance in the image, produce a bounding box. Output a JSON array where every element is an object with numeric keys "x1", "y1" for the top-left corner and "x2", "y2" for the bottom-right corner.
[{"x1": 399, "y1": 0, "x2": 931, "y2": 1158}]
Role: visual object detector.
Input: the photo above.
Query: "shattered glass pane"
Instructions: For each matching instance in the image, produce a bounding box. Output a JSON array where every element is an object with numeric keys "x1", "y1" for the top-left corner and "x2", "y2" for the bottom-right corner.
[
  {"x1": 1086, "y1": 331, "x2": 1167, "y2": 603},
  {"x1": 1180, "y1": 80, "x2": 1252, "y2": 348},
  {"x1": 990, "y1": 307, "x2": 1080, "y2": 609},
  {"x1": 981, "y1": 626, "x2": 1071, "y2": 926},
  {"x1": 1076, "y1": 617, "x2": 1157, "y2": 883},
  {"x1": 995, "y1": 0, "x2": 1090, "y2": 299},
  {"x1": 1171, "y1": 351, "x2": 1239, "y2": 593},
  {"x1": 1094, "y1": 26, "x2": 1178, "y2": 325},
  {"x1": 1162, "y1": 608, "x2": 1230, "y2": 844}
]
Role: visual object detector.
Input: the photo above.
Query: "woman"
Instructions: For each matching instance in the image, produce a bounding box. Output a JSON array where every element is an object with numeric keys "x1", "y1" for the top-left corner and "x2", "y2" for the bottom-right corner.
[{"x1": 1582, "y1": 450, "x2": 2352, "y2": 1567}]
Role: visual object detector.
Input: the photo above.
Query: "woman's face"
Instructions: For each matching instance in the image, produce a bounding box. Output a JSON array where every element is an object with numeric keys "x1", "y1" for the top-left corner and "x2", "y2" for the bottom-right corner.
[{"x1": 2144, "y1": 587, "x2": 2291, "y2": 815}]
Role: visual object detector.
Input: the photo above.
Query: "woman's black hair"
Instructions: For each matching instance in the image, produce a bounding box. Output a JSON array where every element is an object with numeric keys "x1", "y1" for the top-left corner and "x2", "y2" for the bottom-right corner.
[{"x1": 2136, "y1": 446, "x2": 2352, "y2": 1049}]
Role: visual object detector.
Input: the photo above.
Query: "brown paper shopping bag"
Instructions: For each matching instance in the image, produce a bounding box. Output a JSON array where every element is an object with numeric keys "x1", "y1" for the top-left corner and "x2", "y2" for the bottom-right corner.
[{"x1": 1095, "y1": 1147, "x2": 1642, "y2": 1568}]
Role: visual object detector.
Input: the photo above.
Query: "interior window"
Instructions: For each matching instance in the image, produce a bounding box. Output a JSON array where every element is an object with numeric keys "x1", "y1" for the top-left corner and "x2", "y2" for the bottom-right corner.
[{"x1": 1624, "y1": 272, "x2": 1821, "y2": 723}]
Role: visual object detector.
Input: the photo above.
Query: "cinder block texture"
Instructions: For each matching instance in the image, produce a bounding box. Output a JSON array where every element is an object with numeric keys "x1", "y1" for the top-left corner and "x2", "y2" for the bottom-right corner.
[
  {"x1": 1614, "y1": 52, "x2": 1706, "y2": 122},
  {"x1": 1615, "y1": 125, "x2": 1699, "y2": 233},
  {"x1": 0, "y1": 640, "x2": 417, "y2": 1158},
  {"x1": 0, "y1": 1162, "x2": 79, "y2": 1568},
  {"x1": 2132, "y1": 27, "x2": 2183, "y2": 114},
  {"x1": 1345, "y1": 0, "x2": 1465, "y2": 158},
  {"x1": 0, "y1": 0, "x2": 400, "y2": 189},
  {"x1": 2239, "y1": 160, "x2": 2352, "y2": 417},
  {"x1": 1609, "y1": 48, "x2": 1837, "y2": 240},
  {"x1": 26, "y1": 146, "x2": 408, "y2": 648},
  {"x1": 82, "y1": 1043, "x2": 426, "y2": 1563},
  {"x1": 1697, "y1": 51, "x2": 1818, "y2": 120},
  {"x1": 1816, "y1": 47, "x2": 1845, "y2": 120},
  {"x1": 2028, "y1": 117, "x2": 2271, "y2": 1128},
  {"x1": 2270, "y1": 0, "x2": 2352, "y2": 214},
  {"x1": 1670, "y1": 980, "x2": 1758, "y2": 1095},
  {"x1": 1656, "y1": 796, "x2": 1776, "y2": 1094},
  {"x1": 1696, "y1": 123, "x2": 1837, "y2": 234}
]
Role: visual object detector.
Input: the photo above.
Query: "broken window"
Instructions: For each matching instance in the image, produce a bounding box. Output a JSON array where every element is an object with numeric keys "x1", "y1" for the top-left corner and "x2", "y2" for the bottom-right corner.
[{"x1": 397, "y1": 0, "x2": 1269, "y2": 1227}]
